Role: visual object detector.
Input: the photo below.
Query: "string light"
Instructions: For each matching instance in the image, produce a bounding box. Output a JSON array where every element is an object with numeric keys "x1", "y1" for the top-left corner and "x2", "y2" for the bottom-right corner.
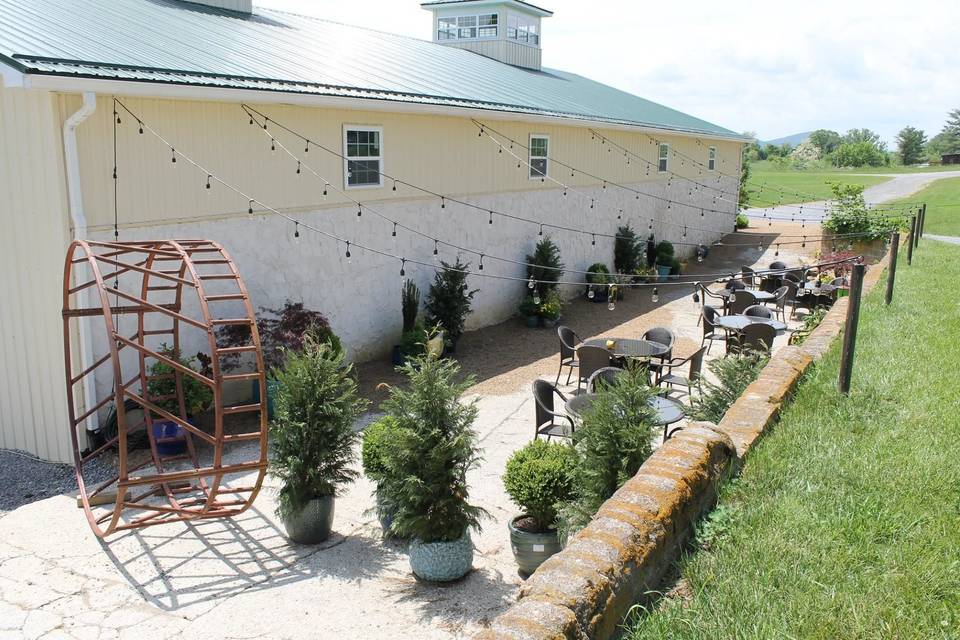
[
  {"x1": 171, "y1": 147, "x2": 176, "y2": 163},
  {"x1": 652, "y1": 287, "x2": 659, "y2": 303},
  {"x1": 399, "y1": 259, "x2": 406, "y2": 281},
  {"x1": 489, "y1": 210, "x2": 494, "y2": 225},
  {"x1": 345, "y1": 241, "x2": 352, "y2": 261},
  {"x1": 248, "y1": 199, "x2": 254, "y2": 215},
  {"x1": 478, "y1": 254, "x2": 484, "y2": 271},
  {"x1": 607, "y1": 285, "x2": 616, "y2": 311},
  {"x1": 296, "y1": 161, "x2": 301, "y2": 175},
  {"x1": 206, "y1": 175, "x2": 212, "y2": 189},
  {"x1": 528, "y1": 276, "x2": 535, "y2": 289},
  {"x1": 692, "y1": 283, "x2": 700, "y2": 304},
  {"x1": 293, "y1": 221, "x2": 300, "y2": 242},
  {"x1": 392, "y1": 222, "x2": 397, "y2": 238},
  {"x1": 357, "y1": 204, "x2": 362, "y2": 217},
  {"x1": 305, "y1": 140, "x2": 310, "y2": 153},
  {"x1": 587, "y1": 285, "x2": 595, "y2": 300}
]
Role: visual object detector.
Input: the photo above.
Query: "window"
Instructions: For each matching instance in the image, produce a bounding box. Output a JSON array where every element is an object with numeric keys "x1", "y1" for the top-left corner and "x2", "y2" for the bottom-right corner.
[
  {"x1": 658, "y1": 143, "x2": 669, "y2": 172},
  {"x1": 507, "y1": 13, "x2": 539, "y2": 45},
  {"x1": 529, "y1": 135, "x2": 549, "y2": 180},
  {"x1": 437, "y1": 13, "x2": 497, "y2": 40},
  {"x1": 708, "y1": 146, "x2": 717, "y2": 171},
  {"x1": 343, "y1": 126, "x2": 382, "y2": 189}
]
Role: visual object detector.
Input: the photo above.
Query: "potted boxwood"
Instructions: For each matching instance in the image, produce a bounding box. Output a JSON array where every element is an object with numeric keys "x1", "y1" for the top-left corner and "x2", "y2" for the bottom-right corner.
[
  {"x1": 426, "y1": 258, "x2": 478, "y2": 354},
  {"x1": 270, "y1": 332, "x2": 368, "y2": 544},
  {"x1": 377, "y1": 352, "x2": 486, "y2": 581},
  {"x1": 361, "y1": 416, "x2": 407, "y2": 535},
  {"x1": 145, "y1": 347, "x2": 213, "y2": 456},
  {"x1": 503, "y1": 439, "x2": 577, "y2": 575},
  {"x1": 655, "y1": 241, "x2": 675, "y2": 281},
  {"x1": 519, "y1": 295, "x2": 540, "y2": 328}
]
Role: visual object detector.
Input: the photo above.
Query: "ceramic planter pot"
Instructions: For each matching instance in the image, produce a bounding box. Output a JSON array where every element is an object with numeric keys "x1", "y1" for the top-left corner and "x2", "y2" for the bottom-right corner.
[
  {"x1": 524, "y1": 315, "x2": 539, "y2": 328},
  {"x1": 408, "y1": 530, "x2": 473, "y2": 582},
  {"x1": 281, "y1": 495, "x2": 335, "y2": 544},
  {"x1": 542, "y1": 317, "x2": 559, "y2": 329},
  {"x1": 151, "y1": 420, "x2": 187, "y2": 456},
  {"x1": 656, "y1": 264, "x2": 671, "y2": 282},
  {"x1": 508, "y1": 515, "x2": 563, "y2": 576},
  {"x1": 250, "y1": 378, "x2": 280, "y2": 420}
]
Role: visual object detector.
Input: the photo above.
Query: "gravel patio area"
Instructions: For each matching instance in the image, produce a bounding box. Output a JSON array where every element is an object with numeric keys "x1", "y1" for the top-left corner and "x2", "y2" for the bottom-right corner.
[{"x1": 1, "y1": 224, "x2": 818, "y2": 639}]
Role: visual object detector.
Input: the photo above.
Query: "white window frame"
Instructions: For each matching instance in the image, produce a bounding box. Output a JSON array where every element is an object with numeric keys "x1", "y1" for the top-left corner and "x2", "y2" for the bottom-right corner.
[
  {"x1": 658, "y1": 143, "x2": 669, "y2": 173},
  {"x1": 507, "y1": 12, "x2": 540, "y2": 46},
  {"x1": 528, "y1": 134, "x2": 549, "y2": 180},
  {"x1": 343, "y1": 125, "x2": 383, "y2": 190},
  {"x1": 708, "y1": 146, "x2": 717, "y2": 171},
  {"x1": 437, "y1": 13, "x2": 498, "y2": 41}
]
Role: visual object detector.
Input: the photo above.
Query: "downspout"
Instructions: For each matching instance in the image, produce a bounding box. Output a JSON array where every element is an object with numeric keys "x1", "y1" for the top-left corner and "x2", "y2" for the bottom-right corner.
[{"x1": 63, "y1": 91, "x2": 99, "y2": 436}]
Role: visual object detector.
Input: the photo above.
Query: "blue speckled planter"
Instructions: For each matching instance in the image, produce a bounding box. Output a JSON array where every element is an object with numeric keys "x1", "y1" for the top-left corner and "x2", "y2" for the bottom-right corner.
[{"x1": 408, "y1": 531, "x2": 473, "y2": 582}]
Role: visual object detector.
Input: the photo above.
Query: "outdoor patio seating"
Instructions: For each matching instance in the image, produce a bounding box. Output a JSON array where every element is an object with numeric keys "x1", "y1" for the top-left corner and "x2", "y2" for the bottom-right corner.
[
  {"x1": 744, "y1": 304, "x2": 774, "y2": 319},
  {"x1": 769, "y1": 260, "x2": 788, "y2": 270},
  {"x1": 655, "y1": 345, "x2": 707, "y2": 400},
  {"x1": 697, "y1": 283, "x2": 729, "y2": 317},
  {"x1": 587, "y1": 366, "x2": 622, "y2": 393},
  {"x1": 767, "y1": 285, "x2": 789, "y2": 321},
  {"x1": 725, "y1": 279, "x2": 747, "y2": 291},
  {"x1": 701, "y1": 306, "x2": 727, "y2": 354},
  {"x1": 741, "y1": 265, "x2": 758, "y2": 288},
  {"x1": 641, "y1": 326, "x2": 675, "y2": 378},
  {"x1": 555, "y1": 325, "x2": 581, "y2": 386},
  {"x1": 728, "y1": 322, "x2": 777, "y2": 354},
  {"x1": 532, "y1": 379, "x2": 575, "y2": 440},
  {"x1": 576, "y1": 345, "x2": 615, "y2": 392},
  {"x1": 727, "y1": 289, "x2": 758, "y2": 315}
]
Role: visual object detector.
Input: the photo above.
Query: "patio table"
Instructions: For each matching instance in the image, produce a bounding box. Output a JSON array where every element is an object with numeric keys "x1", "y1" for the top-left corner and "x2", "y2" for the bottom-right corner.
[
  {"x1": 565, "y1": 393, "x2": 686, "y2": 441},
  {"x1": 582, "y1": 338, "x2": 669, "y2": 359},
  {"x1": 716, "y1": 315, "x2": 788, "y2": 333},
  {"x1": 713, "y1": 288, "x2": 776, "y2": 302}
]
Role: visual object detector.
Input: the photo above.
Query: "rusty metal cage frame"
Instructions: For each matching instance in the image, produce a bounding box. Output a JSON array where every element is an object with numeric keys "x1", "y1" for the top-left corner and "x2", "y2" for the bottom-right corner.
[{"x1": 62, "y1": 239, "x2": 267, "y2": 537}]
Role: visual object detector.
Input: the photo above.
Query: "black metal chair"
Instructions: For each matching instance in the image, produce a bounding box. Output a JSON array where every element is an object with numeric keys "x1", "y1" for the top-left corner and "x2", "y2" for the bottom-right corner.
[
  {"x1": 656, "y1": 346, "x2": 707, "y2": 400},
  {"x1": 532, "y1": 380, "x2": 575, "y2": 440},
  {"x1": 744, "y1": 304, "x2": 774, "y2": 319},
  {"x1": 576, "y1": 345, "x2": 614, "y2": 393},
  {"x1": 727, "y1": 289, "x2": 757, "y2": 316},
  {"x1": 767, "y1": 285, "x2": 789, "y2": 322},
  {"x1": 587, "y1": 366, "x2": 622, "y2": 393},
  {"x1": 701, "y1": 306, "x2": 726, "y2": 354},
  {"x1": 555, "y1": 325, "x2": 581, "y2": 386},
  {"x1": 741, "y1": 265, "x2": 758, "y2": 288},
  {"x1": 728, "y1": 323, "x2": 777, "y2": 355}
]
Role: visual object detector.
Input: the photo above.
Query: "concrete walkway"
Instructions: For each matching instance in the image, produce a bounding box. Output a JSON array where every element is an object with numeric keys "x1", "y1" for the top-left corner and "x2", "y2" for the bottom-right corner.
[
  {"x1": 928, "y1": 234, "x2": 960, "y2": 245},
  {"x1": 745, "y1": 170, "x2": 960, "y2": 221}
]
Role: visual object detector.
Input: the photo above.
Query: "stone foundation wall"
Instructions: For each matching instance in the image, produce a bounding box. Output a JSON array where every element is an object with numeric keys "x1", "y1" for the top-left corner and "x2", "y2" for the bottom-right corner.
[{"x1": 476, "y1": 253, "x2": 891, "y2": 639}]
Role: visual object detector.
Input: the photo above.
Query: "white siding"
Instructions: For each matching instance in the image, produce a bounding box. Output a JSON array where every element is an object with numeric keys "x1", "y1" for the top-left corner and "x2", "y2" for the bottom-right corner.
[{"x1": 0, "y1": 81, "x2": 74, "y2": 463}]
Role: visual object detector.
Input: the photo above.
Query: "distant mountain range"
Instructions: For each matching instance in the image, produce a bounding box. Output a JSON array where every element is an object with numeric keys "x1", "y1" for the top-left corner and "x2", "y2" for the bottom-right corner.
[{"x1": 757, "y1": 131, "x2": 813, "y2": 148}]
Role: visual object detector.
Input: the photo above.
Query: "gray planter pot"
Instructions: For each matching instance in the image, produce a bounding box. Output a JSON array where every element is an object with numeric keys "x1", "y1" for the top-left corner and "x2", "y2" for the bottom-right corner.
[
  {"x1": 408, "y1": 530, "x2": 473, "y2": 582},
  {"x1": 508, "y1": 515, "x2": 563, "y2": 576},
  {"x1": 281, "y1": 495, "x2": 335, "y2": 544}
]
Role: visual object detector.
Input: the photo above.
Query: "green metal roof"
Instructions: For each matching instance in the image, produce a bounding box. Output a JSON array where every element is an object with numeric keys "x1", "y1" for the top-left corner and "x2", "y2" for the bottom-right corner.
[{"x1": 0, "y1": 0, "x2": 742, "y2": 139}]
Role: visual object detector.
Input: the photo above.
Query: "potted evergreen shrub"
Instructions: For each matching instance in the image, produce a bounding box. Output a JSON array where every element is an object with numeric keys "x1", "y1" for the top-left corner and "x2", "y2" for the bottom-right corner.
[
  {"x1": 270, "y1": 332, "x2": 368, "y2": 544},
  {"x1": 145, "y1": 347, "x2": 213, "y2": 456},
  {"x1": 585, "y1": 263, "x2": 613, "y2": 302},
  {"x1": 361, "y1": 416, "x2": 406, "y2": 535},
  {"x1": 425, "y1": 258, "x2": 478, "y2": 354},
  {"x1": 655, "y1": 241, "x2": 675, "y2": 281},
  {"x1": 393, "y1": 279, "x2": 420, "y2": 365},
  {"x1": 525, "y1": 237, "x2": 564, "y2": 302},
  {"x1": 503, "y1": 439, "x2": 577, "y2": 575},
  {"x1": 519, "y1": 295, "x2": 540, "y2": 328},
  {"x1": 377, "y1": 353, "x2": 486, "y2": 581},
  {"x1": 614, "y1": 224, "x2": 644, "y2": 283}
]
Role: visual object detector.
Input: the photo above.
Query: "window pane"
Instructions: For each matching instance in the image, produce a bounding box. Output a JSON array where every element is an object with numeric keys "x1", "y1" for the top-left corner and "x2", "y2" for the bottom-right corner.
[
  {"x1": 479, "y1": 26, "x2": 497, "y2": 37},
  {"x1": 439, "y1": 17, "x2": 456, "y2": 28},
  {"x1": 659, "y1": 144, "x2": 669, "y2": 159},
  {"x1": 459, "y1": 27, "x2": 476, "y2": 38},
  {"x1": 530, "y1": 137, "x2": 548, "y2": 156},
  {"x1": 659, "y1": 158, "x2": 668, "y2": 172},
  {"x1": 530, "y1": 34, "x2": 539, "y2": 45},
  {"x1": 530, "y1": 158, "x2": 547, "y2": 178},
  {"x1": 347, "y1": 160, "x2": 381, "y2": 186},
  {"x1": 507, "y1": 27, "x2": 517, "y2": 38},
  {"x1": 479, "y1": 13, "x2": 497, "y2": 26},
  {"x1": 457, "y1": 15, "x2": 477, "y2": 27}
]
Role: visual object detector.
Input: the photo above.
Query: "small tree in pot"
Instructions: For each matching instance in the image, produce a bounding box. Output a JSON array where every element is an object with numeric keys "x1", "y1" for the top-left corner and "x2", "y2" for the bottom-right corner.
[
  {"x1": 361, "y1": 416, "x2": 408, "y2": 535},
  {"x1": 270, "y1": 332, "x2": 368, "y2": 544},
  {"x1": 425, "y1": 258, "x2": 478, "y2": 353},
  {"x1": 377, "y1": 353, "x2": 486, "y2": 581},
  {"x1": 525, "y1": 237, "x2": 564, "y2": 300},
  {"x1": 503, "y1": 439, "x2": 577, "y2": 575}
]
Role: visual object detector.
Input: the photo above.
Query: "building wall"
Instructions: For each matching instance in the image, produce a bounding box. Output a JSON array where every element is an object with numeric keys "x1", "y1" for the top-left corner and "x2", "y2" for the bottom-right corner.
[{"x1": 0, "y1": 81, "x2": 74, "y2": 463}]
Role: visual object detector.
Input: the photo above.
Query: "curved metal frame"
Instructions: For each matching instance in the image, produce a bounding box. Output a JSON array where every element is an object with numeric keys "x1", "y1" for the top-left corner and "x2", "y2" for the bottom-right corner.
[{"x1": 62, "y1": 239, "x2": 267, "y2": 537}]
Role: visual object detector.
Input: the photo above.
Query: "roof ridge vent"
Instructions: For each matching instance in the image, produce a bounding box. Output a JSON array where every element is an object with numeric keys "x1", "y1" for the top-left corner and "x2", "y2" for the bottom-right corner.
[{"x1": 181, "y1": 0, "x2": 253, "y2": 14}]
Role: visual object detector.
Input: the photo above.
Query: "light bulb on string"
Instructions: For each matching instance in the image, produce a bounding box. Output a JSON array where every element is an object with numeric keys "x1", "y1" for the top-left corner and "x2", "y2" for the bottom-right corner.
[
  {"x1": 441, "y1": 197, "x2": 445, "y2": 209},
  {"x1": 399, "y1": 259, "x2": 406, "y2": 284},
  {"x1": 774, "y1": 245, "x2": 780, "y2": 257},
  {"x1": 538, "y1": 224, "x2": 544, "y2": 237},
  {"x1": 357, "y1": 204, "x2": 362, "y2": 218},
  {"x1": 489, "y1": 211, "x2": 494, "y2": 225},
  {"x1": 345, "y1": 241, "x2": 352, "y2": 263},
  {"x1": 171, "y1": 147, "x2": 176, "y2": 163},
  {"x1": 206, "y1": 175, "x2": 212, "y2": 190},
  {"x1": 270, "y1": 138, "x2": 275, "y2": 152},
  {"x1": 248, "y1": 199, "x2": 254, "y2": 216},
  {"x1": 296, "y1": 161, "x2": 301, "y2": 175},
  {"x1": 692, "y1": 283, "x2": 701, "y2": 303},
  {"x1": 652, "y1": 287, "x2": 659, "y2": 303},
  {"x1": 392, "y1": 180, "x2": 397, "y2": 192},
  {"x1": 138, "y1": 122, "x2": 143, "y2": 135},
  {"x1": 262, "y1": 118, "x2": 268, "y2": 130},
  {"x1": 478, "y1": 254, "x2": 484, "y2": 271},
  {"x1": 293, "y1": 221, "x2": 300, "y2": 243},
  {"x1": 618, "y1": 209, "x2": 623, "y2": 220},
  {"x1": 433, "y1": 240, "x2": 439, "y2": 262},
  {"x1": 392, "y1": 222, "x2": 397, "y2": 238},
  {"x1": 591, "y1": 234, "x2": 596, "y2": 246},
  {"x1": 607, "y1": 287, "x2": 616, "y2": 311},
  {"x1": 323, "y1": 183, "x2": 328, "y2": 198},
  {"x1": 587, "y1": 285, "x2": 595, "y2": 300},
  {"x1": 528, "y1": 276, "x2": 535, "y2": 289},
  {"x1": 729, "y1": 290, "x2": 737, "y2": 303},
  {"x1": 304, "y1": 140, "x2": 310, "y2": 153},
  {"x1": 533, "y1": 292, "x2": 541, "y2": 305}
]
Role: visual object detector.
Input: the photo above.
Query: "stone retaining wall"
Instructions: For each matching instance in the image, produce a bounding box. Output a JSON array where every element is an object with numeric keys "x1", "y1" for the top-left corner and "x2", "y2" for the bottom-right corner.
[{"x1": 476, "y1": 255, "x2": 891, "y2": 640}]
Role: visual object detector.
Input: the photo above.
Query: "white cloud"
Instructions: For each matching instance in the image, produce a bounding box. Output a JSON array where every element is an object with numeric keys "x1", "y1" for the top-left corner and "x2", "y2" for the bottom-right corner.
[{"x1": 256, "y1": 0, "x2": 960, "y2": 145}]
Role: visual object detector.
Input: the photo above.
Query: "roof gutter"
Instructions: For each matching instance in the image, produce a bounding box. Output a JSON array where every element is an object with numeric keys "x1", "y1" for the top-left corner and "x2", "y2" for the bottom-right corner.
[
  {"x1": 23, "y1": 73, "x2": 751, "y2": 143},
  {"x1": 63, "y1": 91, "x2": 100, "y2": 435}
]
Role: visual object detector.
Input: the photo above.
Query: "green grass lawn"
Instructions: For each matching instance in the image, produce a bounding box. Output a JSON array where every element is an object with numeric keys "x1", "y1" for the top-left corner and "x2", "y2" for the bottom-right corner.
[
  {"x1": 627, "y1": 240, "x2": 960, "y2": 639},
  {"x1": 746, "y1": 164, "x2": 889, "y2": 207},
  {"x1": 889, "y1": 176, "x2": 960, "y2": 237}
]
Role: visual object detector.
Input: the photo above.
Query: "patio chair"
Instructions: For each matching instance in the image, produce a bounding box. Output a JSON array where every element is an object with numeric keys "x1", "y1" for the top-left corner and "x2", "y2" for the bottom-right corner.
[
  {"x1": 767, "y1": 285, "x2": 789, "y2": 322},
  {"x1": 728, "y1": 323, "x2": 777, "y2": 355},
  {"x1": 697, "y1": 283, "x2": 729, "y2": 319},
  {"x1": 555, "y1": 325, "x2": 581, "y2": 386},
  {"x1": 656, "y1": 346, "x2": 707, "y2": 399},
  {"x1": 576, "y1": 345, "x2": 614, "y2": 393},
  {"x1": 701, "y1": 306, "x2": 726, "y2": 355},
  {"x1": 744, "y1": 304, "x2": 774, "y2": 319},
  {"x1": 727, "y1": 289, "x2": 757, "y2": 316},
  {"x1": 830, "y1": 276, "x2": 848, "y2": 287},
  {"x1": 769, "y1": 261, "x2": 788, "y2": 271},
  {"x1": 642, "y1": 326, "x2": 675, "y2": 379},
  {"x1": 532, "y1": 380, "x2": 575, "y2": 440},
  {"x1": 587, "y1": 367, "x2": 622, "y2": 393},
  {"x1": 741, "y1": 265, "x2": 758, "y2": 288},
  {"x1": 725, "y1": 279, "x2": 747, "y2": 291}
]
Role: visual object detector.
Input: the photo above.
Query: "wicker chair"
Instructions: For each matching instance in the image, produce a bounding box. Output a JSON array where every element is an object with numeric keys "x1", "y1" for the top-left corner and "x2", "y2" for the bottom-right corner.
[
  {"x1": 701, "y1": 306, "x2": 726, "y2": 354},
  {"x1": 727, "y1": 289, "x2": 758, "y2": 316},
  {"x1": 767, "y1": 285, "x2": 789, "y2": 322},
  {"x1": 555, "y1": 325, "x2": 581, "y2": 386},
  {"x1": 728, "y1": 323, "x2": 777, "y2": 355},
  {"x1": 741, "y1": 265, "x2": 758, "y2": 288},
  {"x1": 532, "y1": 380, "x2": 575, "y2": 440},
  {"x1": 769, "y1": 261, "x2": 788, "y2": 271},
  {"x1": 587, "y1": 367, "x2": 622, "y2": 393},
  {"x1": 656, "y1": 346, "x2": 707, "y2": 399},
  {"x1": 576, "y1": 345, "x2": 614, "y2": 393},
  {"x1": 744, "y1": 304, "x2": 774, "y2": 319}
]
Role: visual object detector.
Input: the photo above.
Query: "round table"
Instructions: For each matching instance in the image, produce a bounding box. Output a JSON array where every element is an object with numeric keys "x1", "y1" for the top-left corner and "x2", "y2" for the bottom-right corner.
[
  {"x1": 714, "y1": 288, "x2": 776, "y2": 302},
  {"x1": 716, "y1": 315, "x2": 788, "y2": 333},
  {"x1": 565, "y1": 394, "x2": 686, "y2": 441},
  {"x1": 583, "y1": 338, "x2": 669, "y2": 359}
]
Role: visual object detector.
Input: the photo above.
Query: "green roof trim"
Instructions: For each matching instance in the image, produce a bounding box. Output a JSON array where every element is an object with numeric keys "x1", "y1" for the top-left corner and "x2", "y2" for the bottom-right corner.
[{"x1": 0, "y1": 0, "x2": 743, "y2": 140}]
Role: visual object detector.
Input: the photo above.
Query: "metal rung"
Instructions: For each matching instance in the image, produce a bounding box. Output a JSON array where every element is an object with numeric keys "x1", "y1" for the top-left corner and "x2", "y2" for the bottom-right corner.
[
  {"x1": 216, "y1": 345, "x2": 257, "y2": 355},
  {"x1": 204, "y1": 294, "x2": 245, "y2": 302},
  {"x1": 211, "y1": 318, "x2": 253, "y2": 325},
  {"x1": 223, "y1": 403, "x2": 263, "y2": 415}
]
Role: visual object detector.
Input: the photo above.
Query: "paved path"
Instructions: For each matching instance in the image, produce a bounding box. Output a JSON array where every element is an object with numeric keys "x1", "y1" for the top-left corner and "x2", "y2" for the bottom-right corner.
[
  {"x1": 928, "y1": 234, "x2": 960, "y2": 245},
  {"x1": 745, "y1": 170, "x2": 960, "y2": 221}
]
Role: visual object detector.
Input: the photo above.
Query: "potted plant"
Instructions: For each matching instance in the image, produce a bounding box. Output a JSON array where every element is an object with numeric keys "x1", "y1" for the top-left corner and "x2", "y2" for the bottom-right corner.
[
  {"x1": 425, "y1": 258, "x2": 478, "y2": 354},
  {"x1": 361, "y1": 416, "x2": 407, "y2": 535},
  {"x1": 539, "y1": 291, "x2": 562, "y2": 329},
  {"x1": 393, "y1": 279, "x2": 421, "y2": 365},
  {"x1": 633, "y1": 265, "x2": 656, "y2": 283},
  {"x1": 503, "y1": 440, "x2": 577, "y2": 575},
  {"x1": 270, "y1": 332, "x2": 368, "y2": 544},
  {"x1": 585, "y1": 263, "x2": 613, "y2": 302},
  {"x1": 526, "y1": 237, "x2": 564, "y2": 302},
  {"x1": 519, "y1": 295, "x2": 540, "y2": 328},
  {"x1": 614, "y1": 224, "x2": 644, "y2": 280},
  {"x1": 399, "y1": 317, "x2": 428, "y2": 361},
  {"x1": 655, "y1": 241, "x2": 675, "y2": 281},
  {"x1": 145, "y1": 347, "x2": 213, "y2": 456},
  {"x1": 377, "y1": 353, "x2": 486, "y2": 581}
]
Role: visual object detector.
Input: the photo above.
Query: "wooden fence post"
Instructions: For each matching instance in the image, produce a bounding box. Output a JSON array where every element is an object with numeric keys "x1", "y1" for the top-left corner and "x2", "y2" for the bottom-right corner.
[
  {"x1": 838, "y1": 263, "x2": 866, "y2": 395},
  {"x1": 907, "y1": 215, "x2": 916, "y2": 265},
  {"x1": 885, "y1": 232, "x2": 899, "y2": 306}
]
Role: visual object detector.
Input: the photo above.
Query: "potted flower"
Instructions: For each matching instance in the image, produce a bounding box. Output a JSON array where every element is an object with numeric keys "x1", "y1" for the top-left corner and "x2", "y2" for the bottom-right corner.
[
  {"x1": 519, "y1": 295, "x2": 540, "y2": 328},
  {"x1": 539, "y1": 291, "x2": 562, "y2": 329},
  {"x1": 377, "y1": 353, "x2": 486, "y2": 581},
  {"x1": 633, "y1": 265, "x2": 656, "y2": 283},
  {"x1": 145, "y1": 347, "x2": 213, "y2": 456},
  {"x1": 425, "y1": 258, "x2": 478, "y2": 354},
  {"x1": 503, "y1": 440, "x2": 577, "y2": 575},
  {"x1": 393, "y1": 280, "x2": 420, "y2": 365},
  {"x1": 270, "y1": 332, "x2": 368, "y2": 544},
  {"x1": 361, "y1": 416, "x2": 407, "y2": 535}
]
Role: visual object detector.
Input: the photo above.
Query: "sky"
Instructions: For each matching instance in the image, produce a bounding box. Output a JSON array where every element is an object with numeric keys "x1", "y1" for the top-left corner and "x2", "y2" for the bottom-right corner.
[{"x1": 256, "y1": 0, "x2": 960, "y2": 146}]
